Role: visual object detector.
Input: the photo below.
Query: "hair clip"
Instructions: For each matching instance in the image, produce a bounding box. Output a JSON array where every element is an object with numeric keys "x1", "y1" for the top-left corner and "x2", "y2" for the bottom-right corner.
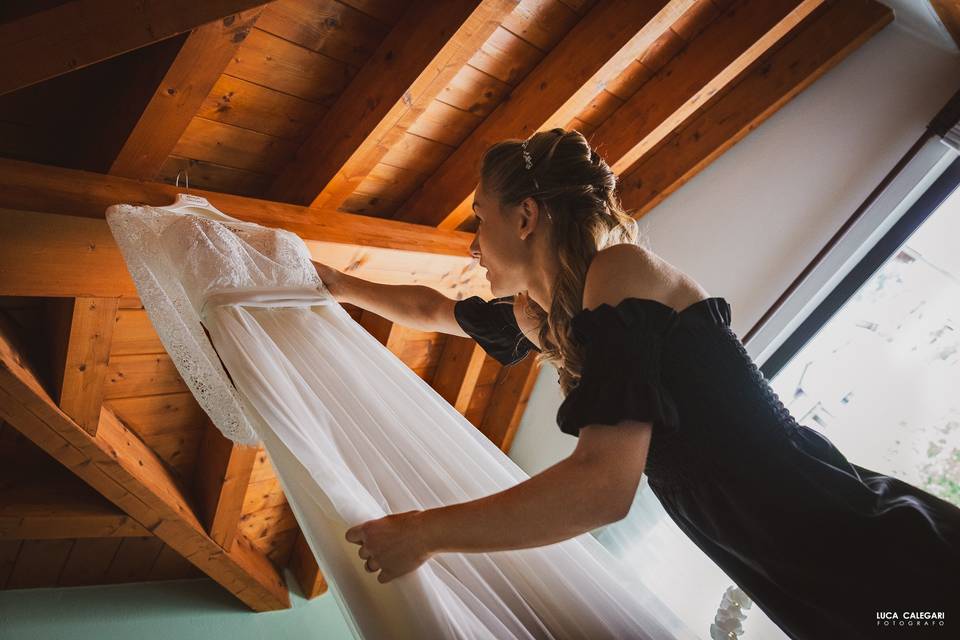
[{"x1": 520, "y1": 139, "x2": 533, "y2": 170}]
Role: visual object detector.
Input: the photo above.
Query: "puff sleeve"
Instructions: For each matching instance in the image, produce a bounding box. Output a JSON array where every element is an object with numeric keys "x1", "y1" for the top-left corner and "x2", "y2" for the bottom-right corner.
[
  {"x1": 556, "y1": 299, "x2": 681, "y2": 438},
  {"x1": 453, "y1": 295, "x2": 541, "y2": 366}
]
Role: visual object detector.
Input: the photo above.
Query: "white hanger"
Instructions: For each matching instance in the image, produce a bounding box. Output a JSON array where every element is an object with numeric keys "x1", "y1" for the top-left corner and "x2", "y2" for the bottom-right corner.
[{"x1": 157, "y1": 170, "x2": 246, "y2": 223}]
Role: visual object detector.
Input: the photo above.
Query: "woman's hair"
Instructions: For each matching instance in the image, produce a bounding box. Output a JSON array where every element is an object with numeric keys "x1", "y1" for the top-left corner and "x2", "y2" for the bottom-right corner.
[{"x1": 479, "y1": 128, "x2": 645, "y2": 395}]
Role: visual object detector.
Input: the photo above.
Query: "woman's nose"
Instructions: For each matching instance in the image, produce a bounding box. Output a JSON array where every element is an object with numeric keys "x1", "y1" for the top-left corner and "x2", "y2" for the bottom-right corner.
[{"x1": 469, "y1": 236, "x2": 480, "y2": 259}]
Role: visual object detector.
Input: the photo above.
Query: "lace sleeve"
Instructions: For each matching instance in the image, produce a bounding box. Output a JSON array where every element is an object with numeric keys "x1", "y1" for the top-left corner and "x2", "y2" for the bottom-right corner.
[{"x1": 105, "y1": 204, "x2": 261, "y2": 445}]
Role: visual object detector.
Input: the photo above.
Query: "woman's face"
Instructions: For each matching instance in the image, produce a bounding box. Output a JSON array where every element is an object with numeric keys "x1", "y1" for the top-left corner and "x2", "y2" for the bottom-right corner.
[{"x1": 469, "y1": 181, "x2": 527, "y2": 296}]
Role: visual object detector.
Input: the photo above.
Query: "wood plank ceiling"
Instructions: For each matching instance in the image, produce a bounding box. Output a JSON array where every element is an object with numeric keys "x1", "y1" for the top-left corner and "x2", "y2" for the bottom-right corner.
[{"x1": 0, "y1": 0, "x2": 891, "y2": 611}]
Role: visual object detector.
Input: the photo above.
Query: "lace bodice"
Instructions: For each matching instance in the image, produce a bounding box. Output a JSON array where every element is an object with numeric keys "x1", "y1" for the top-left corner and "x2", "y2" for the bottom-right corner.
[
  {"x1": 130, "y1": 206, "x2": 324, "y2": 308},
  {"x1": 105, "y1": 204, "x2": 333, "y2": 444}
]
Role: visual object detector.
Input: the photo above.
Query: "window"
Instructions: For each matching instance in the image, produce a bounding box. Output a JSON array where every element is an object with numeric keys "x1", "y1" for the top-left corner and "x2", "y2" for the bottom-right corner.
[{"x1": 763, "y1": 159, "x2": 960, "y2": 505}]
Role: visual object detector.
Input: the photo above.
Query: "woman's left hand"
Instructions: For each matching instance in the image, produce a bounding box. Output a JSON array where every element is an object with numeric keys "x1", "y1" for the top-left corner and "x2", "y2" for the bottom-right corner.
[{"x1": 345, "y1": 510, "x2": 433, "y2": 583}]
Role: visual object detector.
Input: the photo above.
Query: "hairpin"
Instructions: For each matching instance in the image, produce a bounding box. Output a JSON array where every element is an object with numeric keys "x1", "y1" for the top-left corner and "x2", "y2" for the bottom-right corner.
[{"x1": 520, "y1": 139, "x2": 533, "y2": 170}]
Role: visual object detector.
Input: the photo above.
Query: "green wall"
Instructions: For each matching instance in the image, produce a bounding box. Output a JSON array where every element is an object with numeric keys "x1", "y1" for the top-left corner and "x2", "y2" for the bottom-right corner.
[{"x1": 0, "y1": 574, "x2": 354, "y2": 640}]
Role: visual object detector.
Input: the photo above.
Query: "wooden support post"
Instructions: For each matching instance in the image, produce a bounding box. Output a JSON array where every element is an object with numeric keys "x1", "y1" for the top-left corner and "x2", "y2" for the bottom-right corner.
[
  {"x1": 432, "y1": 338, "x2": 486, "y2": 415},
  {"x1": 46, "y1": 297, "x2": 119, "y2": 436}
]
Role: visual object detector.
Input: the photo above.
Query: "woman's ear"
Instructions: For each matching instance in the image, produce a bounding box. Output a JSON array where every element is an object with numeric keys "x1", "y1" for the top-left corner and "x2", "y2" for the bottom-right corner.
[{"x1": 518, "y1": 197, "x2": 540, "y2": 240}]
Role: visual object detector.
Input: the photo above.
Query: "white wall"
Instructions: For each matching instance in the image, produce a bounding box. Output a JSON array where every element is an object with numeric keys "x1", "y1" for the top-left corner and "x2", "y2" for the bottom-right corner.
[{"x1": 508, "y1": 21, "x2": 960, "y2": 473}]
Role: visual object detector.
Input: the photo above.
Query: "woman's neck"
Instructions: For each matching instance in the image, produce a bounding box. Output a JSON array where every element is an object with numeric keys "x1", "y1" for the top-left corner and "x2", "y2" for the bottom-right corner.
[
  {"x1": 525, "y1": 251, "x2": 559, "y2": 311},
  {"x1": 527, "y1": 229, "x2": 560, "y2": 313}
]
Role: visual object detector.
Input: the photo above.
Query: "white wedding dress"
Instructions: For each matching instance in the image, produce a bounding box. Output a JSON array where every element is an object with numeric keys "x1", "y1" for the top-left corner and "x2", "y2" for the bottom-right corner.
[{"x1": 105, "y1": 203, "x2": 697, "y2": 640}]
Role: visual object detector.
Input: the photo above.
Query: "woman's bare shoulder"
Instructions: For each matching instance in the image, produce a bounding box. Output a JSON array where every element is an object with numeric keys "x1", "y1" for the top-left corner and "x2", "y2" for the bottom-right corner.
[{"x1": 584, "y1": 244, "x2": 710, "y2": 311}]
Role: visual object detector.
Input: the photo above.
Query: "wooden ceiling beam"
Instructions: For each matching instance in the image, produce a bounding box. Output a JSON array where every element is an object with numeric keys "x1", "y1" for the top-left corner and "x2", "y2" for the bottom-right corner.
[
  {"x1": 593, "y1": 0, "x2": 825, "y2": 175},
  {"x1": 0, "y1": 158, "x2": 473, "y2": 256},
  {"x1": 0, "y1": 206, "x2": 490, "y2": 299},
  {"x1": 109, "y1": 7, "x2": 267, "y2": 180},
  {"x1": 267, "y1": 0, "x2": 516, "y2": 209},
  {"x1": 289, "y1": 530, "x2": 327, "y2": 599},
  {"x1": 619, "y1": 0, "x2": 892, "y2": 218},
  {"x1": 0, "y1": 478, "x2": 150, "y2": 540},
  {"x1": 391, "y1": 0, "x2": 696, "y2": 229},
  {"x1": 432, "y1": 338, "x2": 486, "y2": 416},
  {"x1": 931, "y1": 0, "x2": 960, "y2": 50},
  {"x1": 0, "y1": 209, "x2": 139, "y2": 298},
  {"x1": 46, "y1": 297, "x2": 119, "y2": 436},
  {"x1": 0, "y1": 324, "x2": 290, "y2": 610},
  {"x1": 0, "y1": 159, "x2": 492, "y2": 299},
  {"x1": 358, "y1": 310, "x2": 408, "y2": 354},
  {"x1": 479, "y1": 357, "x2": 540, "y2": 453},
  {"x1": 0, "y1": 0, "x2": 273, "y2": 97},
  {"x1": 193, "y1": 422, "x2": 258, "y2": 551}
]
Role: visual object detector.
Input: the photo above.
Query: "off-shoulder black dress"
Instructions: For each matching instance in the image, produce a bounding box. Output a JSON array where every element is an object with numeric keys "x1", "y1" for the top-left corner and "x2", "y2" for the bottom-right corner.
[{"x1": 453, "y1": 294, "x2": 960, "y2": 640}]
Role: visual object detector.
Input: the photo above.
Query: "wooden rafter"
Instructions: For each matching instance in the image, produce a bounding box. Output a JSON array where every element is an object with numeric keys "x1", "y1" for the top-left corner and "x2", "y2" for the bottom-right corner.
[
  {"x1": 358, "y1": 310, "x2": 407, "y2": 353},
  {"x1": 0, "y1": 470, "x2": 150, "y2": 540},
  {"x1": 0, "y1": 157, "x2": 475, "y2": 255},
  {"x1": 194, "y1": 422, "x2": 258, "y2": 550},
  {"x1": 47, "y1": 297, "x2": 119, "y2": 436},
  {"x1": 619, "y1": 0, "x2": 892, "y2": 218},
  {"x1": 931, "y1": 0, "x2": 960, "y2": 50},
  {"x1": 289, "y1": 530, "x2": 327, "y2": 599},
  {"x1": 592, "y1": 0, "x2": 824, "y2": 175},
  {"x1": 109, "y1": 7, "x2": 268, "y2": 180},
  {"x1": 480, "y1": 357, "x2": 541, "y2": 453},
  {"x1": 0, "y1": 0, "x2": 273, "y2": 97},
  {"x1": 0, "y1": 209, "x2": 139, "y2": 299},
  {"x1": 432, "y1": 338, "x2": 486, "y2": 415},
  {"x1": 0, "y1": 323, "x2": 290, "y2": 610},
  {"x1": 0, "y1": 159, "x2": 492, "y2": 301},
  {"x1": 391, "y1": 0, "x2": 696, "y2": 229},
  {"x1": 267, "y1": 0, "x2": 517, "y2": 209}
]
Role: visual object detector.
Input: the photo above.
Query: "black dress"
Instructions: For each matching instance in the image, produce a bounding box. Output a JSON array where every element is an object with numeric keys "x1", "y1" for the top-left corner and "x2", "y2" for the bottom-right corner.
[{"x1": 453, "y1": 294, "x2": 960, "y2": 639}]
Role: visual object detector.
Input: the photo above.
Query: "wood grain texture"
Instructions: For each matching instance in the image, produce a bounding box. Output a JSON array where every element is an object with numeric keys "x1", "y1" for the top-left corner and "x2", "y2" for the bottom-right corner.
[
  {"x1": 0, "y1": 0, "x2": 274, "y2": 96},
  {"x1": 110, "y1": 7, "x2": 267, "y2": 180},
  {"x1": 480, "y1": 356, "x2": 541, "y2": 453},
  {"x1": 432, "y1": 336, "x2": 486, "y2": 415},
  {"x1": 392, "y1": 0, "x2": 695, "y2": 229},
  {"x1": 54, "y1": 298, "x2": 119, "y2": 435},
  {"x1": 194, "y1": 422, "x2": 258, "y2": 550},
  {"x1": 591, "y1": 0, "x2": 824, "y2": 174},
  {"x1": 289, "y1": 530, "x2": 327, "y2": 598},
  {"x1": 0, "y1": 158, "x2": 475, "y2": 256},
  {"x1": 0, "y1": 322, "x2": 290, "y2": 610},
  {"x1": 268, "y1": 0, "x2": 515, "y2": 209},
  {"x1": 619, "y1": 0, "x2": 892, "y2": 217}
]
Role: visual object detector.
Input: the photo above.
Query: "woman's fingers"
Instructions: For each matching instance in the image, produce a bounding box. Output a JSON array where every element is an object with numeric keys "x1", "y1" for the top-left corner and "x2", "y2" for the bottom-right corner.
[
  {"x1": 344, "y1": 524, "x2": 363, "y2": 543},
  {"x1": 357, "y1": 546, "x2": 370, "y2": 560},
  {"x1": 365, "y1": 558, "x2": 380, "y2": 573}
]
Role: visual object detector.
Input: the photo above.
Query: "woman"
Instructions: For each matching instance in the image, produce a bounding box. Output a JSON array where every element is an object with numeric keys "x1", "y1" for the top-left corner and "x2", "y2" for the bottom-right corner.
[{"x1": 318, "y1": 128, "x2": 959, "y2": 639}]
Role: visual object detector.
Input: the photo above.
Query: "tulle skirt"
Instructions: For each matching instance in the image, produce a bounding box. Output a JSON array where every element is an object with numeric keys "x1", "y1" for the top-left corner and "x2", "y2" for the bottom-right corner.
[{"x1": 202, "y1": 298, "x2": 697, "y2": 640}]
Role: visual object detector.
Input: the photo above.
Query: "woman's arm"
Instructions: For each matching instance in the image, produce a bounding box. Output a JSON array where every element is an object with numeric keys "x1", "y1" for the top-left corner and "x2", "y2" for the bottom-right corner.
[
  {"x1": 418, "y1": 244, "x2": 671, "y2": 553},
  {"x1": 313, "y1": 261, "x2": 468, "y2": 336},
  {"x1": 419, "y1": 420, "x2": 652, "y2": 553}
]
